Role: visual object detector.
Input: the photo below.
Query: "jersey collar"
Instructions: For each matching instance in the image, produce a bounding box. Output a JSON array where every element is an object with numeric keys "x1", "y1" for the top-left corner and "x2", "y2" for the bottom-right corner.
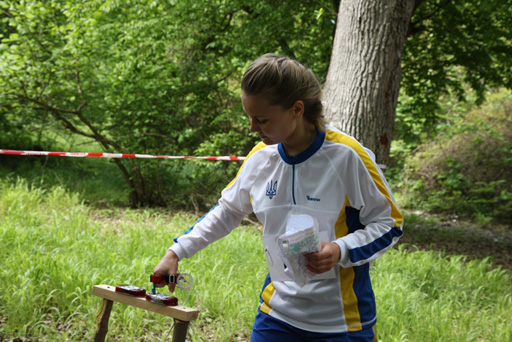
[{"x1": 278, "y1": 127, "x2": 325, "y2": 165}]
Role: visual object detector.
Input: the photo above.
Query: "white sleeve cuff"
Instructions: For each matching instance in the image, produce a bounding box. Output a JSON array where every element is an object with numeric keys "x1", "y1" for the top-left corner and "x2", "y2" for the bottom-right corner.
[
  {"x1": 168, "y1": 244, "x2": 186, "y2": 261},
  {"x1": 334, "y1": 239, "x2": 350, "y2": 267}
]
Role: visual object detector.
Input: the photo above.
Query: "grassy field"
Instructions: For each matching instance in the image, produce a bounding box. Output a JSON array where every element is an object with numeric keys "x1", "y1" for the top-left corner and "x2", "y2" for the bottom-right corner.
[{"x1": 0, "y1": 178, "x2": 511, "y2": 341}]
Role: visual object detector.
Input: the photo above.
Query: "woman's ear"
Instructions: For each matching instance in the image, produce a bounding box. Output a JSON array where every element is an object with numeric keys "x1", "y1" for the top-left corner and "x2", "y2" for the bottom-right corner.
[{"x1": 291, "y1": 100, "x2": 305, "y2": 117}]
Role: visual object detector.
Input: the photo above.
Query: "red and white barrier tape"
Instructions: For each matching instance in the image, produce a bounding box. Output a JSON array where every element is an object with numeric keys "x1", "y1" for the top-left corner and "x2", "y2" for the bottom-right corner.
[{"x1": 0, "y1": 149, "x2": 245, "y2": 161}]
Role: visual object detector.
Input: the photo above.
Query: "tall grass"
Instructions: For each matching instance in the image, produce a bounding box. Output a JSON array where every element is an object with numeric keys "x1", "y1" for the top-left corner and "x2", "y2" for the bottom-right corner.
[
  {"x1": 0, "y1": 155, "x2": 129, "y2": 206},
  {"x1": 0, "y1": 179, "x2": 511, "y2": 341},
  {"x1": 372, "y1": 248, "x2": 511, "y2": 341},
  {"x1": 0, "y1": 178, "x2": 265, "y2": 341}
]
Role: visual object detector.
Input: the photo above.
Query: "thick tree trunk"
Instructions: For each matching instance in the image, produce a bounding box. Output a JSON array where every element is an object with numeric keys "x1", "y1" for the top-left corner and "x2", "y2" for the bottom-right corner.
[{"x1": 323, "y1": 0, "x2": 416, "y2": 166}]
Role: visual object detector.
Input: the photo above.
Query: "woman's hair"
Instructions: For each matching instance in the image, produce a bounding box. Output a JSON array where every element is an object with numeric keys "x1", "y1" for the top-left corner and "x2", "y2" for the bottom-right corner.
[{"x1": 241, "y1": 53, "x2": 326, "y2": 129}]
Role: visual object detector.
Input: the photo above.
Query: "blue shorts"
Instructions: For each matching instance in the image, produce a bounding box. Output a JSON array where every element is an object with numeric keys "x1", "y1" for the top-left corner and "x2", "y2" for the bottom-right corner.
[{"x1": 251, "y1": 311, "x2": 375, "y2": 342}]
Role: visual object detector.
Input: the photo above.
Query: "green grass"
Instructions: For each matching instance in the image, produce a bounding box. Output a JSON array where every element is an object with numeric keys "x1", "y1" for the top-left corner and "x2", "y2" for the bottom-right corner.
[
  {"x1": 0, "y1": 155, "x2": 129, "y2": 206},
  {"x1": 0, "y1": 179, "x2": 511, "y2": 341},
  {"x1": 372, "y1": 249, "x2": 511, "y2": 341}
]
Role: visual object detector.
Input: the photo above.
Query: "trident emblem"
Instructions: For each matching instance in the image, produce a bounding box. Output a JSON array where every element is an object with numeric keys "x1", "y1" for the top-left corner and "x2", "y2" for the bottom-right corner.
[{"x1": 266, "y1": 180, "x2": 278, "y2": 199}]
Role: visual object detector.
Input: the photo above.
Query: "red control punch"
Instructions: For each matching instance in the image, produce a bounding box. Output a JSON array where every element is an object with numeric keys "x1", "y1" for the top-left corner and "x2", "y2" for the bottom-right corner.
[{"x1": 115, "y1": 285, "x2": 146, "y2": 297}]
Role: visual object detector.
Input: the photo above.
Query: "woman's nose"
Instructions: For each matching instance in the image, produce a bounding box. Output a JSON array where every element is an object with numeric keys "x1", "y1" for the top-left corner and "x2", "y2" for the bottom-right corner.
[{"x1": 249, "y1": 118, "x2": 259, "y2": 133}]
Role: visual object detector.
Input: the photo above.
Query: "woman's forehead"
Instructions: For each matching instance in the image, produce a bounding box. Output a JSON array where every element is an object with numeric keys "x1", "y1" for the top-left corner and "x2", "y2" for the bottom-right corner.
[{"x1": 241, "y1": 93, "x2": 271, "y2": 111}]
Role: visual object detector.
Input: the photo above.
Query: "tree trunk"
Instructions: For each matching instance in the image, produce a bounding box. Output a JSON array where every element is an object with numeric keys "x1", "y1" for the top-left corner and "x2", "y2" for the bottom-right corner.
[{"x1": 323, "y1": 0, "x2": 416, "y2": 166}]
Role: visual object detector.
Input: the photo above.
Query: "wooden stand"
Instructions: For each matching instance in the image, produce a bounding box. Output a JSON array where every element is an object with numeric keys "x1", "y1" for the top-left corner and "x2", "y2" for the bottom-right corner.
[{"x1": 92, "y1": 285, "x2": 199, "y2": 342}]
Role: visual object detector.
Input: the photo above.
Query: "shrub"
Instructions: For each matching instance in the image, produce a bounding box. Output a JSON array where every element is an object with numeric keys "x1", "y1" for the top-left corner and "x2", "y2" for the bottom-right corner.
[{"x1": 399, "y1": 89, "x2": 512, "y2": 224}]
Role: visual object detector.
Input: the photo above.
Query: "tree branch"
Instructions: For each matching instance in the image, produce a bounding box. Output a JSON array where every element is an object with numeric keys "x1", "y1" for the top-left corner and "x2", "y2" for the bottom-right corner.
[
  {"x1": 30, "y1": 96, "x2": 82, "y2": 115},
  {"x1": 75, "y1": 68, "x2": 86, "y2": 100},
  {"x1": 13, "y1": 89, "x2": 120, "y2": 151},
  {"x1": 412, "y1": 0, "x2": 451, "y2": 24},
  {"x1": 49, "y1": 110, "x2": 96, "y2": 139},
  {"x1": 37, "y1": 71, "x2": 52, "y2": 100},
  {"x1": 221, "y1": 11, "x2": 235, "y2": 32},
  {"x1": 0, "y1": 6, "x2": 13, "y2": 18},
  {"x1": 278, "y1": 39, "x2": 296, "y2": 59},
  {"x1": 408, "y1": 0, "x2": 451, "y2": 37}
]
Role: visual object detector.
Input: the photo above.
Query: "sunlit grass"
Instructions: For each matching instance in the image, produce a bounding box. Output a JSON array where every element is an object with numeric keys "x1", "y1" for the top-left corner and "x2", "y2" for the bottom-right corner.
[
  {"x1": 0, "y1": 179, "x2": 510, "y2": 341},
  {"x1": 372, "y1": 247, "x2": 511, "y2": 342},
  {"x1": 0, "y1": 178, "x2": 264, "y2": 341}
]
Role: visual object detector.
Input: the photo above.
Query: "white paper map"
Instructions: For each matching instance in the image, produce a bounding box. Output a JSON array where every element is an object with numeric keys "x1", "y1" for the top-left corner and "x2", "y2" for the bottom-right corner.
[{"x1": 277, "y1": 214, "x2": 321, "y2": 287}]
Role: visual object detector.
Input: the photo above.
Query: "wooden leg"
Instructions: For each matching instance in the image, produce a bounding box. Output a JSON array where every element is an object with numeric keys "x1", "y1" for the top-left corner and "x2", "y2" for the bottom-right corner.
[
  {"x1": 172, "y1": 319, "x2": 190, "y2": 342},
  {"x1": 94, "y1": 298, "x2": 113, "y2": 342}
]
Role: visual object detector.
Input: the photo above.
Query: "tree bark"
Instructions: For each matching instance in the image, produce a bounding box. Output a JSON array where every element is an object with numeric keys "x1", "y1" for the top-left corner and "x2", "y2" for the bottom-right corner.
[{"x1": 323, "y1": 0, "x2": 416, "y2": 166}]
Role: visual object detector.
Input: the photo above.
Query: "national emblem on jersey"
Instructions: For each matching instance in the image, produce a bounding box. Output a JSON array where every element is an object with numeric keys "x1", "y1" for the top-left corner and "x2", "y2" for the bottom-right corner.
[{"x1": 266, "y1": 180, "x2": 278, "y2": 199}]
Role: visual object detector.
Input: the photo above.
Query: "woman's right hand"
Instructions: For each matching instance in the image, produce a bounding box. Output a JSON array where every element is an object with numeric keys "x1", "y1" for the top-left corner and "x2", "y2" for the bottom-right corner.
[{"x1": 152, "y1": 249, "x2": 180, "y2": 292}]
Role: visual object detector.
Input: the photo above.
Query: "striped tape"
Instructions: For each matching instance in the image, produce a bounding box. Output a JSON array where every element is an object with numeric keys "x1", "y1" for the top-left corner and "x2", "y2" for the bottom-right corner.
[{"x1": 0, "y1": 149, "x2": 245, "y2": 161}]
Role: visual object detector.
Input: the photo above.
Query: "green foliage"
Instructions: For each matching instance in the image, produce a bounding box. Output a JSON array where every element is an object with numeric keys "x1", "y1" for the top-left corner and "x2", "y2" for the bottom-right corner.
[
  {"x1": 397, "y1": 89, "x2": 512, "y2": 224},
  {"x1": 2, "y1": 0, "x2": 511, "y2": 208},
  {"x1": 1, "y1": 181, "x2": 511, "y2": 341},
  {"x1": 397, "y1": 0, "x2": 512, "y2": 144},
  {"x1": 0, "y1": 0, "x2": 335, "y2": 208}
]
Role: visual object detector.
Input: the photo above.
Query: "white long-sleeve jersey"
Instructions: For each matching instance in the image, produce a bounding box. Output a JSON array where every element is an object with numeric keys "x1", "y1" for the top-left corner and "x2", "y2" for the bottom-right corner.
[{"x1": 170, "y1": 126, "x2": 403, "y2": 333}]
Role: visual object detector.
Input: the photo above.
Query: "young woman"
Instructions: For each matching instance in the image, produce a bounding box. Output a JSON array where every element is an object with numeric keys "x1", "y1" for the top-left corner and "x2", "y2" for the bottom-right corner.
[{"x1": 153, "y1": 53, "x2": 403, "y2": 342}]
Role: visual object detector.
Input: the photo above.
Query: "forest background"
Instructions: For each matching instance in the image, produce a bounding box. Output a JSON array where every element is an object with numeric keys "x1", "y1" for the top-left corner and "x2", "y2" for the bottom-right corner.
[{"x1": 0, "y1": 1, "x2": 511, "y2": 341}]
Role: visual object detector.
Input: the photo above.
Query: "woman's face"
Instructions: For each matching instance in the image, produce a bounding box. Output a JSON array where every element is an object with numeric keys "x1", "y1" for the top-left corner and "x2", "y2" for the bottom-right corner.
[{"x1": 241, "y1": 93, "x2": 300, "y2": 146}]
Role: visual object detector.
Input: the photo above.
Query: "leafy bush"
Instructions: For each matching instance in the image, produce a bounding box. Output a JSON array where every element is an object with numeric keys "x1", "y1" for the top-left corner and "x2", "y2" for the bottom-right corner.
[{"x1": 398, "y1": 89, "x2": 512, "y2": 225}]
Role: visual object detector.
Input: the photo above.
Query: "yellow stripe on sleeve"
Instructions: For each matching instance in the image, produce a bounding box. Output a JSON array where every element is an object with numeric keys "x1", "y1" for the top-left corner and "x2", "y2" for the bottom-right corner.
[
  {"x1": 335, "y1": 196, "x2": 363, "y2": 331},
  {"x1": 326, "y1": 130, "x2": 403, "y2": 227},
  {"x1": 224, "y1": 142, "x2": 268, "y2": 190}
]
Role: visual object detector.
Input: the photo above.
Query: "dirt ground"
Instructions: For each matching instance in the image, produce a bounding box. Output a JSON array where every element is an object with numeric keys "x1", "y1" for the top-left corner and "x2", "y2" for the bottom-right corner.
[{"x1": 398, "y1": 211, "x2": 512, "y2": 270}]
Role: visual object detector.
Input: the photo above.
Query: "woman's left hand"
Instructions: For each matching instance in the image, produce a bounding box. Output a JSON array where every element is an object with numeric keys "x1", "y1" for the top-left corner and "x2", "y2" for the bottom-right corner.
[{"x1": 305, "y1": 242, "x2": 341, "y2": 274}]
